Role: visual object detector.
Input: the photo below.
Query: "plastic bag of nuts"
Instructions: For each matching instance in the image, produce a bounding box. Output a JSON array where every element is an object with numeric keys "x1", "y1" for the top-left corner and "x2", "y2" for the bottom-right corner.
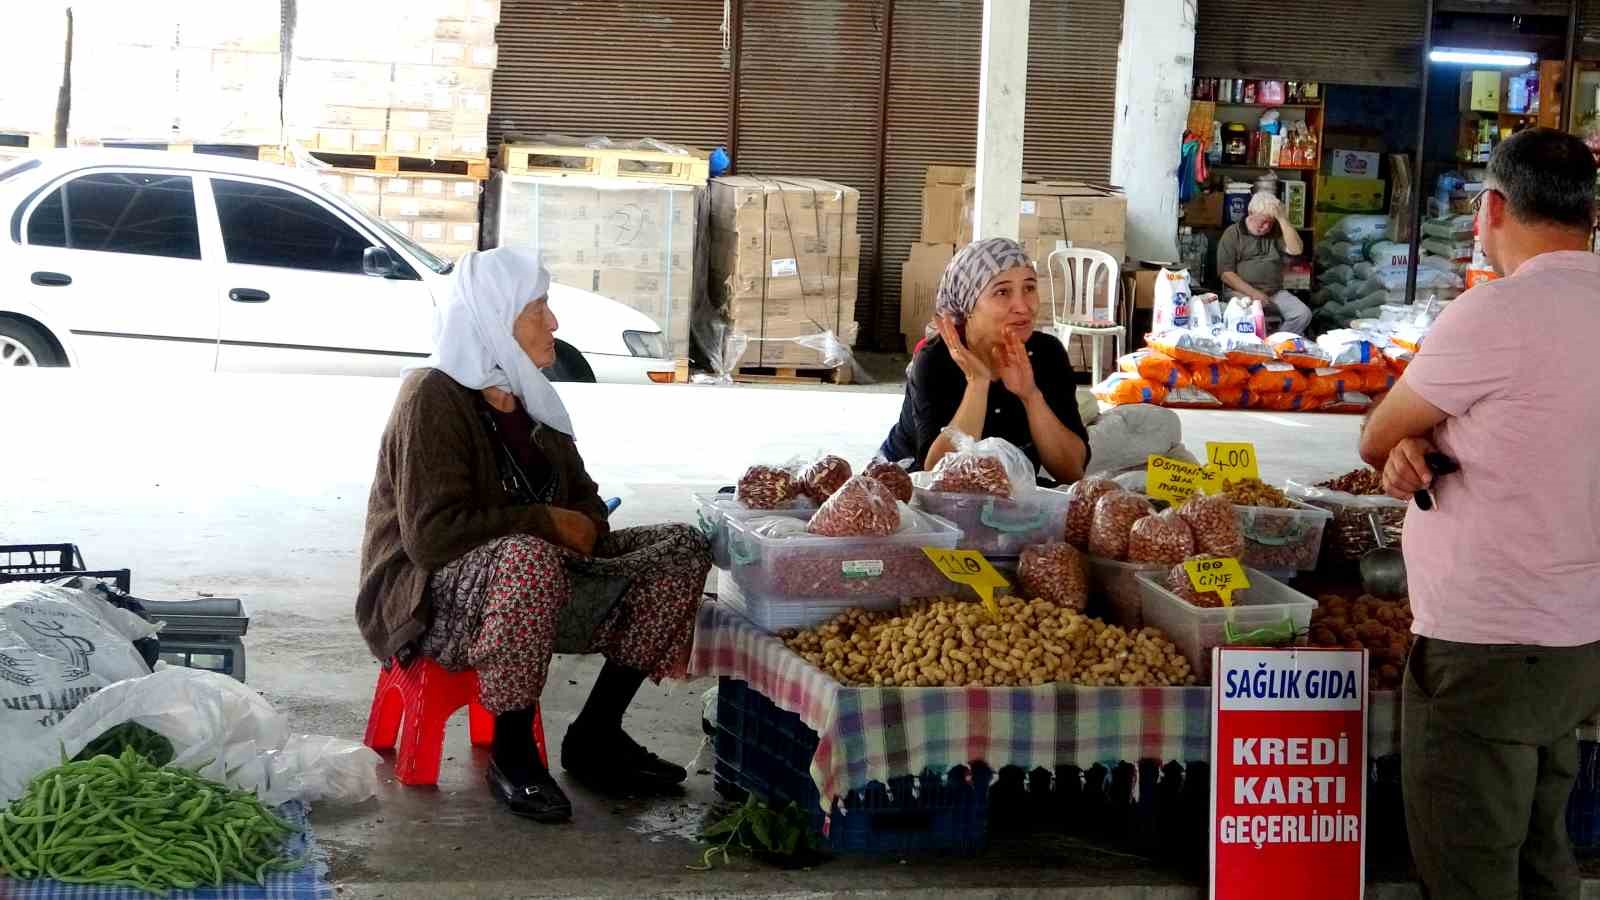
[
  {"x1": 1128, "y1": 509, "x2": 1196, "y2": 565},
  {"x1": 799, "y1": 455, "x2": 854, "y2": 503},
  {"x1": 1178, "y1": 493, "x2": 1246, "y2": 557},
  {"x1": 736, "y1": 464, "x2": 800, "y2": 510},
  {"x1": 807, "y1": 474, "x2": 902, "y2": 537},
  {"x1": 1018, "y1": 542, "x2": 1089, "y2": 611},
  {"x1": 1089, "y1": 492, "x2": 1154, "y2": 560},
  {"x1": 1064, "y1": 477, "x2": 1121, "y2": 549},
  {"x1": 1167, "y1": 555, "x2": 1228, "y2": 608},
  {"x1": 864, "y1": 458, "x2": 915, "y2": 504},
  {"x1": 927, "y1": 429, "x2": 1035, "y2": 498}
]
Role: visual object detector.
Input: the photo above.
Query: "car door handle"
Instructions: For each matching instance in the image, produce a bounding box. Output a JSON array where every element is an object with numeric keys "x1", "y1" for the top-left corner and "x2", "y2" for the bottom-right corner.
[
  {"x1": 30, "y1": 271, "x2": 71, "y2": 287},
  {"x1": 229, "y1": 288, "x2": 270, "y2": 303}
]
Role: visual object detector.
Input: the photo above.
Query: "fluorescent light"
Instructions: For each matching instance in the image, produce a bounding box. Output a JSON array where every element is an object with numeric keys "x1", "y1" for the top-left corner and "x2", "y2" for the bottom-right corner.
[{"x1": 1430, "y1": 48, "x2": 1536, "y2": 67}]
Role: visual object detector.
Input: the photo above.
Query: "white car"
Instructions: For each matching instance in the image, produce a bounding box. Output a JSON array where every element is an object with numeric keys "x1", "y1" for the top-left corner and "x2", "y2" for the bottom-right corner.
[{"x1": 0, "y1": 150, "x2": 677, "y2": 383}]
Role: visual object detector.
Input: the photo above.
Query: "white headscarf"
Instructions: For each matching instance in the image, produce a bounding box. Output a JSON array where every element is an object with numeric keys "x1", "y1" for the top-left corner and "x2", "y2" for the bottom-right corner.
[{"x1": 418, "y1": 247, "x2": 574, "y2": 436}]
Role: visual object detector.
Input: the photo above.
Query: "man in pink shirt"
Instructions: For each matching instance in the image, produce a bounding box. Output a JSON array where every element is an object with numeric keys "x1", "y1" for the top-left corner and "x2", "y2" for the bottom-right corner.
[{"x1": 1361, "y1": 128, "x2": 1600, "y2": 900}]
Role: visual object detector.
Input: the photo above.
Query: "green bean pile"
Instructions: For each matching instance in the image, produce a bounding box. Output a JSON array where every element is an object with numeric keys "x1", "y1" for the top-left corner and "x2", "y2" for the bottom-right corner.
[{"x1": 0, "y1": 747, "x2": 302, "y2": 893}]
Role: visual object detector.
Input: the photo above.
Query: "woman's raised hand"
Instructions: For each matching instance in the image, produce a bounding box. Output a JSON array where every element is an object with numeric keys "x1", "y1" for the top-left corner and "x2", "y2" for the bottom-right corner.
[
  {"x1": 937, "y1": 315, "x2": 992, "y2": 385},
  {"x1": 993, "y1": 328, "x2": 1039, "y2": 402}
]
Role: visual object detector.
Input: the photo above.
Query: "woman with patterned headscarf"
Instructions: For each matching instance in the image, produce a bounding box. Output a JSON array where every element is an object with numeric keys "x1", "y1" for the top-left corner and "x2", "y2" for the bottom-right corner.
[
  {"x1": 879, "y1": 238, "x2": 1090, "y2": 484},
  {"x1": 357, "y1": 248, "x2": 712, "y2": 825}
]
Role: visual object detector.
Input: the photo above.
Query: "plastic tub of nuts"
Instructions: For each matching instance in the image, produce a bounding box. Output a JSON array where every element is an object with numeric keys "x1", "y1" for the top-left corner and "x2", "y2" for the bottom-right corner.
[
  {"x1": 715, "y1": 571, "x2": 910, "y2": 632},
  {"x1": 1233, "y1": 499, "x2": 1333, "y2": 573},
  {"x1": 1286, "y1": 481, "x2": 1407, "y2": 564},
  {"x1": 911, "y1": 475, "x2": 1069, "y2": 557},
  {"x1": 1135, "y1": 568, "x2": 1315, "y2": 681},
  {"x1": 694, "y1": 492, "x2": 815, "y2": 569},
  {"x1": 725, "y1": 504, "x2": 966, "y2": 611},
  {"x1": 1088, "y1": 556, "x2": 1166, "y2": 628}
]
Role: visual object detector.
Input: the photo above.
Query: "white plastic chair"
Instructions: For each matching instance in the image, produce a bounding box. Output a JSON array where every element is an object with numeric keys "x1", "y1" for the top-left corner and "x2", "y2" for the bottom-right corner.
[{"x1": 1045, "y1": 247, "x2": 1125, "y2": 384}]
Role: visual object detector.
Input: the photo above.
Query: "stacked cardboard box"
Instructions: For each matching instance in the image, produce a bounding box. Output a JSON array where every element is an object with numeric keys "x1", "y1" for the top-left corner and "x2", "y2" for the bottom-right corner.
[
  {"x1": 286, "y1": 0, "x2": 499, "y2": 159},
  {"x1": 318, "y1": 170, "x2": 483, "y2": 260},
  {"x1": 483, "y1": 173, "x2": 697, "y2": 357},
  {"x1": 68, "y1": 0, "x2": 282, "y2": 146},
  {"x1": 0, "y1": 1, "x2": 66, "y2": 157},
  {"x1": 708, "y1": 176, "x2": 861, "y2": 370}
]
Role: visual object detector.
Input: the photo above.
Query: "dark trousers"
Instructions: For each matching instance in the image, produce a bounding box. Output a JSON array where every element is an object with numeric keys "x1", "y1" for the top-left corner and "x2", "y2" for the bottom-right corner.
[{"x1": 1403, "y1": 636, "x2": 1600, "y2": 900}]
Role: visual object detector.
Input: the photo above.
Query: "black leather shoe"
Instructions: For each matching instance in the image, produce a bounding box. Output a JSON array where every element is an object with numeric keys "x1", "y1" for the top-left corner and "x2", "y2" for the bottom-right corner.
[
  {"x1": 486, "y1": 759, "x2": 572, "y2": 823},
  {"x1": 561, "y1": 726, "x2": 688, "y2": 793}
]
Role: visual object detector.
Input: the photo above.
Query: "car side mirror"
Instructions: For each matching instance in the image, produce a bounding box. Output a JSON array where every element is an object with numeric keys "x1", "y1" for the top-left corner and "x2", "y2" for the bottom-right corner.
[{"x1": 363, "y1": 246, "x2": 398, "y2": 278}]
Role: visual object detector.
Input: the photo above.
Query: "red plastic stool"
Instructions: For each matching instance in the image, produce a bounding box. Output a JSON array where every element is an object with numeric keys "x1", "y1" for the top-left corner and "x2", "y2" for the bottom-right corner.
[{"x1": 364, "y1": 657, "x2": 547, "y2": 786}]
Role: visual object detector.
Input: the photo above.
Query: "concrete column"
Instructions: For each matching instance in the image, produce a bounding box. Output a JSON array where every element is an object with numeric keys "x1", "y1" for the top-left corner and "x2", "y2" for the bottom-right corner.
[
  {"x1": 972, "y1": 0, "x2": 1029, "y2": 242},
  {"x1": 1110, "y1": 0, "x2": 1198, "y2": 263}
]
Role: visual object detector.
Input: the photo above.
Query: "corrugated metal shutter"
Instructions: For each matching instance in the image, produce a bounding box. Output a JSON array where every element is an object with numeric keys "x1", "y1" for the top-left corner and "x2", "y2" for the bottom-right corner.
[
  {"x1": 878, "y1": 0, "x2": 1122, "y2": 348},
  {"x1": 1194, "y1": 0, "x2": 1428, "y2": 87},
  {"x1": 490, "y1": 0, "x2": 731, "y2": 151},
  {"x1": 1583, "y1": 0, "x2": 1600, "y2": 57},
  {"x1": 733, "y1": 0, "x2": 888, "y2": 342}
]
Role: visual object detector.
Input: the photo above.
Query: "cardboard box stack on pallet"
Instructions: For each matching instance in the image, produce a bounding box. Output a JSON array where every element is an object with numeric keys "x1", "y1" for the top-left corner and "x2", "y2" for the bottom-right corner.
[
  {"x1": 900, "y1": 166, "x2": 1128, "y2": 354},
  {"x1": 482, "y1": 142, "x2": 710, "y2": 361},
  {"x1": 67, "y1": 0, "x2": 283, "y2": 148},
  {"x1": 0, "y1": 2, "x2": 66, "y2": 161},
  {"x1": 287, "y1": 0, "x2": 500, "y2": 259},
  {"x1": 707, "y1": 176, "x2": 861, "y2": 375}
]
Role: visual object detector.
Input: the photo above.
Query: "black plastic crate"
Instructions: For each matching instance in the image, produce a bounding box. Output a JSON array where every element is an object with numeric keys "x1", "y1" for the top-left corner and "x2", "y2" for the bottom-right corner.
[
  {"x1": 713, "y1": 677, "x2": 992, "y2": 855},
  {"x1": 0, "y1": 543, "x2": 130, "y2": 592}
]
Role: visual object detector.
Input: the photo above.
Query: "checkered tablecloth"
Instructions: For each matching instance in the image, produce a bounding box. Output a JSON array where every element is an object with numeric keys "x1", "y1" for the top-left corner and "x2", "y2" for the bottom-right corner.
[
  {"x1": 0, "y1": 801, "x2": 332, "y2": 900},
  {"x1": 691, "y1": 602, "x2": 1401, "y2": 808}
]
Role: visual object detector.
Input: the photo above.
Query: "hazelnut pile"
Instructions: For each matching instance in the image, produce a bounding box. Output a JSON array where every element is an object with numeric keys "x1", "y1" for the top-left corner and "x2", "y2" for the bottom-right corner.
[{"x1": 1309, "y1": 593, "x2": 1414, "y2": 691}]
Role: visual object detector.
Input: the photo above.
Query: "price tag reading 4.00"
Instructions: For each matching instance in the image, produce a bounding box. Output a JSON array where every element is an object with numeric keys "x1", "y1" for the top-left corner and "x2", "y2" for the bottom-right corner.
[
  {"x1": 1205, "y1": 441, "x2": 1260, "y2": 486},
  {"x1": 922, "y1": 548, "x2": 1008, "y2": 618},
  {"x1": 1184, "y1": 557, "x2": 1250, "y2": 607}
]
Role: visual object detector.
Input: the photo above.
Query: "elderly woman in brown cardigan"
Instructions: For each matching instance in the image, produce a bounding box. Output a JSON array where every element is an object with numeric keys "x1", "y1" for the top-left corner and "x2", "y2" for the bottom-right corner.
[{"x1": 357, "y1": 248, "x2": 712, "y2": 824}]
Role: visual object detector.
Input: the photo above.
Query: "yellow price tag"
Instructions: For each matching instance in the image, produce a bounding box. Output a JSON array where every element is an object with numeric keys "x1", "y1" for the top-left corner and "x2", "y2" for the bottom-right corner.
[
  {"x1": 1184, "y1": 557, "x2": 1251, "y2": 607},
  {"x1": 1146, "y1": 454, "x2": 1206, "y2": 506},
  {"x1": 922, "y1": 547, "x2": 1008, "y2": 618},
  {"x1": 1205, "y1": 441, "x2": 1260, "y2": 486}
]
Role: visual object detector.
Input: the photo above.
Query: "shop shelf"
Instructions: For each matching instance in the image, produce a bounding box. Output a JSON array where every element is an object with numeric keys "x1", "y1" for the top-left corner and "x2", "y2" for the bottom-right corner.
[
  {"x1": 712, "y1": 676, "x2": 992, "y2": 854},
  {"x1": 911, "y1": 480, "x2": 1069, "y2": 558},
  {"x1": 1233, "y1": 499, "x2": 1332, "y2": 573},
  {"x1": 1135, "y1": 568, "x2": 1315, "y2": 680},
  {"x1": 1088, "y1": 555, "x2": 1167, "y2": 629},
  {"x1": 724, "y1": 505, "x2": 964, "y2": 607},
  {"x1": 694, "y1": 492, "x2": 814, "y2": 570}
]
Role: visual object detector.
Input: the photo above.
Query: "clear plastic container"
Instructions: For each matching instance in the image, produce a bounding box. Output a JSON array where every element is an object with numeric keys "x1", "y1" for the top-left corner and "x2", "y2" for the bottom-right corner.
[
  {"x1": 725, "y1": 504, "x2": 964, "y2": 606},
  {"x1": 716, "y1": 571, "x2": 910, "y2": 633},
  {"x1": 911, "y1": 478, "x2": 1069, "y2": 558},
  {"x1": 1285, "y1": 480, "x2": 1407, "y2": 564},
  {"x1": 1087, "y1": 555, "x2": 1165, "y2": 628},
  {"x1": 694, "y1": 492, "x2": 814, "y2": 570},
  {"x1": 1233, "y1": 499, "x2": 1333, "y2": 573},
  {"x1": 1135, "y1": 568, "x2": 1315, "y2": 680}
]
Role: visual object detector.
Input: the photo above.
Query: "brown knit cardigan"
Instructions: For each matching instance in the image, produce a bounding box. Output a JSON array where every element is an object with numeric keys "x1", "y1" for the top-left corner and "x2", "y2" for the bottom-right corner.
[{"x1": 356, "y1": 368, "x2": 608, "y2": 661}]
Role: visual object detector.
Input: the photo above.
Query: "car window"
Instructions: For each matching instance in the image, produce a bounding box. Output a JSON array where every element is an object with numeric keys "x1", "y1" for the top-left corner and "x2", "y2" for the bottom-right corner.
[
  {"x1": 212, "y1": 179, "x2": 374, "y2": 274},
  {"x1": 26, "y1": 172, "x2": 201, "y2": 259}
]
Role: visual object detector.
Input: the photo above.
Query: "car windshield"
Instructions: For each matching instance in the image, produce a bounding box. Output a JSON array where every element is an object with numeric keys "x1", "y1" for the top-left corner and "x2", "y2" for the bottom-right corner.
[{"x1": 350, "y1": 206, "x2": 454, "y2": 275}]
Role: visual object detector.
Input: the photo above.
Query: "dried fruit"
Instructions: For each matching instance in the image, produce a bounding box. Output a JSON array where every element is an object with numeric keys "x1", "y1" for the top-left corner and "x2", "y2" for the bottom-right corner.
[
  {"x1": 737, "y1": 465, "x2": 799, "y2": 510},
  {"x1": 1221, "y1": 478, "x2": 1293, "y2": 509}
]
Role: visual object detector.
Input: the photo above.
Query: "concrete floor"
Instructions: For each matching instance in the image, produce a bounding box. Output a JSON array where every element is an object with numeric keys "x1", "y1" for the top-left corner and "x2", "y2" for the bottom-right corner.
[{"x1": 2, "y1": 363, "x2": 1583, "y2": 898}]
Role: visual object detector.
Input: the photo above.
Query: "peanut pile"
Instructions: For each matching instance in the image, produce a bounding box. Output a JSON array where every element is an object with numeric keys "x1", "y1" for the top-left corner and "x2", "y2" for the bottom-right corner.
[{"x1": 780, "y1": 595, "x2": 1196, "y2": 688}]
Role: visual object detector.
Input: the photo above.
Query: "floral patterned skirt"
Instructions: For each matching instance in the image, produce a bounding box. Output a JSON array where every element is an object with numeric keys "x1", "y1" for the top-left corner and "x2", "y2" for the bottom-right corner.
[{"x1": 420, "y1": 524, "x2": 713, "y2": 714}]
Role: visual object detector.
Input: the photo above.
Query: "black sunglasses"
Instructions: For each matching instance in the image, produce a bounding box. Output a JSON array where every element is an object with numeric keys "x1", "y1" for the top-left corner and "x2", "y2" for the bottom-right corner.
[{"x1": 1470, "y1": 187, "x2": 1500, "y2": 213}]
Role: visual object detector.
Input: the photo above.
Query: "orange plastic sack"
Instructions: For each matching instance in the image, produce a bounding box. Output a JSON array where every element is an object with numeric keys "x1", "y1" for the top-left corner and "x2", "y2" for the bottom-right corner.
[
  {"x1": 1256, "y1": 393, "x2": 1315, "y2": 412},
  {"x1": 1148, "y1": 331, "x2": 1225, "y2": 366},
  {"x1": 1268, "y1": 332, "x2": 1332, "y2": 369},
  {"x1": 1212, "y1": 387, "x2": 1247, "y2": 407},
  {"x1": 1118, "y1": 350, "x2": 1191, "y2": 390},
  {"x1": 1187, "y1": 362, "x2": 1249, "y2": 391},
  {"x1": 1092, "y1": 373, "x2": 1169, "y2": 406},
  {"x1": 1305, "y1": 367, "x2": 1360, "y2": 398},
  {"x1": 1362, "y1": 368, "x2": 1398, "y2": 394},
  {"x1": 1246, "y1": 363, "x2": 1309, "y2": 395},
  {"x1": 1322, "y1": 392, "x2": 1375, "y2": 414}
]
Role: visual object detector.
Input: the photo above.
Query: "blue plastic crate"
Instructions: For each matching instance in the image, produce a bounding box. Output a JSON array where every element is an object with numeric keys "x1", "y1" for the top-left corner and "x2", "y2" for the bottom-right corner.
[{"x1": 712, "y1": 677, "x2": 992, "y2": 855}]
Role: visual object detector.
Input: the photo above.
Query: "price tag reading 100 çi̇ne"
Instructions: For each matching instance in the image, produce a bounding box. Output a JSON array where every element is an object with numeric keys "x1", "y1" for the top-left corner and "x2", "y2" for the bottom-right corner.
[
  {"x1": 1185, "y1": 557, "x2": 1250, "y2": 607},
  {"x1": 922, "y1": 548, "x2": 1008, "y2": 618}
]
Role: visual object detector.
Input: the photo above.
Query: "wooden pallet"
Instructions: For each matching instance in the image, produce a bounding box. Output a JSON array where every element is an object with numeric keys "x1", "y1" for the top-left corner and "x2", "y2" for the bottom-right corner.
[
  {"x1": 0, "y1": 132, "x2": 54, "y2": 152},
  {"x1": 733, "y1": 365, "x2": 853, "y2": 386},
  {"x1": 70, "y1": 139, "x2": 289, "y2": 163},
  {"x1": 497, "y1": 142, "x2": 709, "y2": 186},
  {"x1": 305, "y1": 150, "x2": 490, "y2": 180}
]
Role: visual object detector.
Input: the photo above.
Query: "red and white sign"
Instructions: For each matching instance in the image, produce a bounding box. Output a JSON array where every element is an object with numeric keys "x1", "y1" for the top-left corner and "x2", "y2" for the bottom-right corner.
[{"x1": 1210, "y1": 647, "x2": 1368, "y2": 900}]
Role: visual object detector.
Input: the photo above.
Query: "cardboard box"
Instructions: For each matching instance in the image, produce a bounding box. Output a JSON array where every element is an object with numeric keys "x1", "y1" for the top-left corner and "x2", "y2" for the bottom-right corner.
[
  {"x1": 1183, "y1": 192, "x2": 1224, "y2": 228},
  {"x1": 899, "y1": 242, "x2": 954, "y2": 351},
  {"x1": 1316, "y1": 177, "x2": 1387, "y2": 213},
  {"x1": 709, "y1": 175, "x2": 861, "y2": 368},
  {"x1": 1328, "y1": 149, "x2": 1381, "y2": 179},
  {"x1": 920, "y1": 167, "x2": 972, "y2": 244},
  {"x1": 958, "y1": 181, "x2": 1127, "y2": 263}
]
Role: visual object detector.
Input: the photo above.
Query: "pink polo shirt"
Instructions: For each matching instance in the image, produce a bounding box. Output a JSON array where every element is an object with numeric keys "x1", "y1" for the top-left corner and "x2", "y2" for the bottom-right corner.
[{"x1": 1401, "y1": 251, "x2": 1600, "y2": 647}]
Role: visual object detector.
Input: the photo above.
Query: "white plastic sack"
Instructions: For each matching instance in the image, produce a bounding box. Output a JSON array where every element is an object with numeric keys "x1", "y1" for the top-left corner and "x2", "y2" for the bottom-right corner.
[
  {"x1": 1326, "y1": 214, "x2": 1390, "y2": 244},
  {"x1": 1151, "y1": 268, "x2": 1208, "y2": 334},
  {"x1": 1320, "y1": 264, "x2": 1355, "y2": 285},
  {"x1": 1084, "y1": 404, "x2": 1186, "y2": 477},
  {"x1": 1, "y1": 666, "x2": 381, "y2": 807},
  {"x1": 1367, "y1": 241, "x2": 1413, "y2": 268}
]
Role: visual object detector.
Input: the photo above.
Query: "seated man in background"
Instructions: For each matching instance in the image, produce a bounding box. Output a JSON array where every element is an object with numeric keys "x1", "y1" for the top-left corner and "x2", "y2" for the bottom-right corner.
[{"x1": 1217, "y1": 192, "x2": 1312, "y2": 334}]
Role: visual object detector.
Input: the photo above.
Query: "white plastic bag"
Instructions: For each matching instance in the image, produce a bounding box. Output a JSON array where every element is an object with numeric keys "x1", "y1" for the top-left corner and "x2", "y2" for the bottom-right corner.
[
  {"x1": 1220, "y1": 296, "x2": 1273, "y2": 364},
  {"x1": 1, "y1": 666, "x2": 381, "y2": 806},
  {"x1": 928, "y1": 428, "x2": 1036, "y2": 499},
  {"x1": 1318, "y1": 330, "x2": 1384, "y2": 368},
  {"x1": 1084, "y1": 404, "x2": 1186, "y2": 476},
  {"x1": 1326, "y1": 214, "x2": 1390, "y2": 244},
  {"x1": 1367, "y1": 241, "x2": 1413, "y2": 268},
  {"x1": 1151, "y1": 268, "x2": 1210, "y2": 334}
]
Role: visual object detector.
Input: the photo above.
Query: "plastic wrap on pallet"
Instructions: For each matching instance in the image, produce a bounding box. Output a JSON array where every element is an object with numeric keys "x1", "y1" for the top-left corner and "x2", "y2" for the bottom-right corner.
[
  {"x1": 67, "y1": 0, "x2": 282, "y2": 146},
  {"x1": 0, "y1": 1, "x2": 67, "y2": 142},
  {"x1": 483, "y1": 170, "x2": 702, "y2": 359}
]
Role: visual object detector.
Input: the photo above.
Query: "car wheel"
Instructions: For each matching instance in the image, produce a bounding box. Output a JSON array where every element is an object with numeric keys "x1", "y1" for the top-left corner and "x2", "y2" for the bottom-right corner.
[
  {"x1": 542, "y1": 340, "x2": 596, "y2": 384},
  {"x1": 0, "y1": 318, "x2": 63, "y2": 368}
]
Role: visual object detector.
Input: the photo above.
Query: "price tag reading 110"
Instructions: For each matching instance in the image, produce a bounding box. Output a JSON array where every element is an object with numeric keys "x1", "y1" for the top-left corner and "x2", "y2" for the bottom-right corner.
[{"x1": 922, "y1": 548, "x2": 1008, "y2": 619}]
